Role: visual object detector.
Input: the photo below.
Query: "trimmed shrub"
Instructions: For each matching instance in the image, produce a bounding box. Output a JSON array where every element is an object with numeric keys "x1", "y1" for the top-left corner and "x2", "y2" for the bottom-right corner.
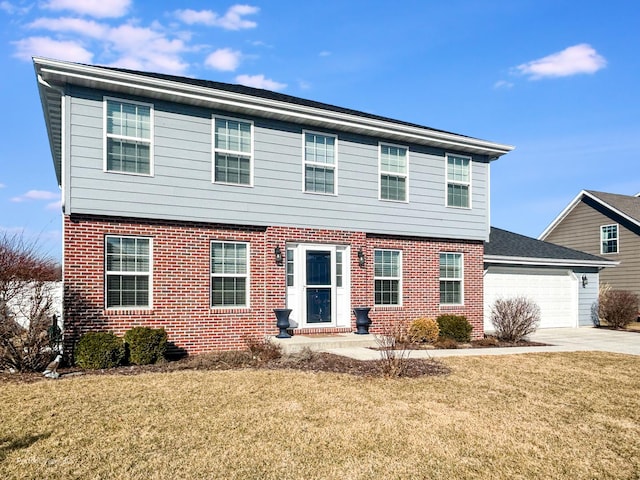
[
  {"x1": 244, "y1": 336, "x2": 282, "y2": 364},
  {"x1": 407, "y1": 317, "x2": 439, "y2": 344},
  {"x1": 124, "y1": 327, "x2": 168, "y2": 365},
  {"x1": 490, "y1": 296, "x2": 541, "y2": 342},
  {"x1": 436, "y1": 314, "x2": 472, "y2": 343},
  {"x1": 75, "y1": 332, "x2": 125, "y2": 369},
  {"x1": 599, "y1": 289, "x2": 639, "y2": 329}
]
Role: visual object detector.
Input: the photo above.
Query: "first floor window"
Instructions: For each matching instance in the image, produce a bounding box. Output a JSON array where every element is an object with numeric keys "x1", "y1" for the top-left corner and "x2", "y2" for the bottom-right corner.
[
  {"x1": 374, "y1": 249, "x2": 401, "y2": 305},
  {"x1": 211, "y1": 241, "x2": 248, "y2": 307},
  {"x1": 601, "y1": 224, "x2": 618, "y2": 254},
  {"x1": 105, "y1": 236, "x2": 151, "y2": 308},
  {"x1": 440, "y1": 253, "x2": 463, "y2": 304}
]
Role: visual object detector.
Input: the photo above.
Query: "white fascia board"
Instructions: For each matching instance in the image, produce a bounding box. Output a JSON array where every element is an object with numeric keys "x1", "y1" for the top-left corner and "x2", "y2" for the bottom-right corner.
[
  {"x1": 484, "y1": 254, "x2": 619, "y2": 268},
  {"x1": 539, "y1": 190, "x2": 640, "y2": 240},
  {"x1": 34, "y1": 57, "x2": 514, "y2": 158}
]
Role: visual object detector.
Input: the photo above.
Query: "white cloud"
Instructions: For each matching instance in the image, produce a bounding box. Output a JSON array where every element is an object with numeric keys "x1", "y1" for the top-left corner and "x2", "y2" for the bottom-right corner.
[
  {"x1": 28, "y1": 17, "x2": 109, "y2": 38},
  {"x1": 494, "y1": 80, "x2": 514, "y2": 89},
  {"x1": 42, "y1": 0, "x2": 130, "y2": 18},
  {"x1": 46, "y1": 200, "x2": 63, "y2": 211},
  {"x1": 0, "y1": 183, "x2": 5, "y2": 188},
  {"x1": 175, "y1": 4, "x2": 259, "y2": 30},
  {"x1": 12, "y1": 36, "x2": 93, "y2": 62},
  {"x1": 11, "y1": 190, "x2": 60, "y2": 202},
  {"x1": 205, "y1": 48, "x2": 242, "y2": 71},
  {"x1": 319, "y1": 51, "x2": 331, "y2": 57},
  {"x1": 0, "y1": 1, "x2": 31, "y2": 15},
  {"x1": 514, "y1": 44, "x2": 607, "y2": 80},
  {"x1": 235, "y1": 74, "x2": 286, "y2": 91}
]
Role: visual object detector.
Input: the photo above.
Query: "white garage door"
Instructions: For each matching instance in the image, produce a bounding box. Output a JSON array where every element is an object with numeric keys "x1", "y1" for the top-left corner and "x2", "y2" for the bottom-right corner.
[{"x1": 484, "y1": 267, "x2": 578, "y2": 331}]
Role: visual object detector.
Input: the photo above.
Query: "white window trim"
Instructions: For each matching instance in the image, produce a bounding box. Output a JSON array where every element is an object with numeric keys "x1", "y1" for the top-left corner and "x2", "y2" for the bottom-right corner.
[
  {"x1": 103, "y1": 96, "x2": 154, "y2": 177},
  {"x1": 374, "y1": 249, "x2": 403, "y2": 306},
  {"x1": 378, "y1": 142, "x2": 409, "y2": 203},
  {"x1": 212, "y1": 115, "x2": 254, "y2": 188},
  {"x1": 104, "y1": 235, "x2": 153, "y2": 310},
  {"x1": 301, "y1": 129, "x2": 339, "y2": 196},
  {"x1": 210, "y1": 240, "x2": 250, "y2": 309},
  {"x1": 445, "y1": 153, "x2": 472, "y2": 209},
  {"x1": 600, "y1": 224, "x2": 619, "y2": 254},
  {"x1": 439, "y1": 252, "x2": 464, "y2": 306}
]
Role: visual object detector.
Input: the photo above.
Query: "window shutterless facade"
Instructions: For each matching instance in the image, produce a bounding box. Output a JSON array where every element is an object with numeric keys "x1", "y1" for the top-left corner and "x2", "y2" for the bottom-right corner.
[
  {"x1": 600, "y1": 224, "x2": 619, "y2": 254},
  {"x1": 439, "y1": 252, "x2": 463, "y2": 305},
  {"x1": 379, "y1": 143, "x2": 408, "y2": 202},
  {"x1": 213, "y1": 116, "x2": 253, "y2": 186},
  {"x1": 105, "y1": 236, "x2": 151, "y2": 308},
  {"x1": 104, "y1": 98, "x2": 153, "y2": 175},
  {"x1": 374, "y1": 249, "x2": 402, "y2": 305},
  {"x1": 303, "y1": 131, "x2": 337, "y2": 194},
  {"x1": 446, "y1": 154, "x2": 471, "y2": 208},
  {"x1": 211, "y1": 241, "x2": 249, "y2": 307}
]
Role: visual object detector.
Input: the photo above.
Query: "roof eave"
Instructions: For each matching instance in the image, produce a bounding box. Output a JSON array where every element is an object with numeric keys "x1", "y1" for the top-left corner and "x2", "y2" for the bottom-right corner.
[
  {"x1": 34, "y1": 57, "x2": 514, "y2": 163},
  {"x1": 484, "y1": 254, "x2": 618, "y2": 268}
]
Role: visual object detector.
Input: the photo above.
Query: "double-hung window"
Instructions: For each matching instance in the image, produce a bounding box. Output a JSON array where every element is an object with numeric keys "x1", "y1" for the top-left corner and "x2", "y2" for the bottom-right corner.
[
  {"x1": 211, "y1": 241, "x2": 249, "y2": 307},
  {"x1": 601, "y1": 224, "x2": 619, "y2": 254},
  {"x1": 213, "y1": 117, "x2": 253, "y2": 186},
  {"x1": 304, "y1": 131, "x2": 337, "y2": 194},
  {"x1": 440, "y1": 253, "x2": 463, "y2": 305},
  {"x1": 446, "y1": 154, "x2": 471, "y2": 208},
  {"x1": 374, "y1": 249, "x2": 402, "y2": 305},
  {"x1": 105, "y1": 236, "x2": 151, "y2": 308},
  {"x1": 379, "y1": 144, "x2": 408, "y2": 201},
  {"x1": 105, "y1": 98, "x2": 152, "y2": 175}
]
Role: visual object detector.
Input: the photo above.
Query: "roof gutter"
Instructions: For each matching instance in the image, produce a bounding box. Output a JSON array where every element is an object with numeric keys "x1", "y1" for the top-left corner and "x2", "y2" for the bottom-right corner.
[{"x1": 484, "y1": 254, "x2": 619, "y2": 268}]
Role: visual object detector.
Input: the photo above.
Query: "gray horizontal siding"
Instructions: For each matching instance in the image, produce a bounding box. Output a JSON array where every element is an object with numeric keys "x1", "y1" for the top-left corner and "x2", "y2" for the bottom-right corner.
[{"x1": 66, "y1": 86, "x2": 491, "y2": 241}]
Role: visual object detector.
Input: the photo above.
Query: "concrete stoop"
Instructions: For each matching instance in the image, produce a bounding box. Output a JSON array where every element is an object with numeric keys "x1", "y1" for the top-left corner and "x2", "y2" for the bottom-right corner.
[{"x1": 270, "y1": 333, "x2": 379, "y2": 355}]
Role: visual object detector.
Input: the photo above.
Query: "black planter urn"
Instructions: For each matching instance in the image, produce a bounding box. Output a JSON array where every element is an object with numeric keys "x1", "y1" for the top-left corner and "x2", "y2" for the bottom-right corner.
[
  {"x1": 353, "y1": 307, "x2": 372, "y2": 335},
  {"x1": 274, "y1": 308, "x2": 293, "y2": 338}
]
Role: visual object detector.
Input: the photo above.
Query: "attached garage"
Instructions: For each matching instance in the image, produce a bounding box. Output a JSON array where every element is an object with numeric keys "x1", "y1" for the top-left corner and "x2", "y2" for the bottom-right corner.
[{"x1": 484, "y1": 228, "x2": 617, "y2": 331}]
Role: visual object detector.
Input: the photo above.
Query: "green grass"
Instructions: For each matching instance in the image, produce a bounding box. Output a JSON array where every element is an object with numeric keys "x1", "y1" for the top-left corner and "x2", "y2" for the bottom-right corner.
[{"x1": 1, "y1": 351, "x2": 640, "y2": 479}]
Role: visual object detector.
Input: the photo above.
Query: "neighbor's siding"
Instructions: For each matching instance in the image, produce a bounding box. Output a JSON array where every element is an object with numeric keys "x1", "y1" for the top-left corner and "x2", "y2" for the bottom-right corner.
[
  {"x1": 544, "y1": 199, "x2": 640, "y2": 297},
  {"x1": 65, "y1": 85, "x2": 491, "y2": 242},
  {"x1": 62, "y1": 214, "x2": 484, "y2": 354}
]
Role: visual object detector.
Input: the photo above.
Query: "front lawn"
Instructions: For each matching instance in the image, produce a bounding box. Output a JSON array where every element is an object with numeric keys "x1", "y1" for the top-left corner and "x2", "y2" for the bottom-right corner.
[{"x1": 2, "y1": 352, "x2": 639, "y2": 479}]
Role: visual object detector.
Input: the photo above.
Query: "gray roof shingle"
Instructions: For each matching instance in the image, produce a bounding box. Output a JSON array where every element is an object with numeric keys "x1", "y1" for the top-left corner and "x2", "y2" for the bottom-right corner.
[
  {"x1": 585, "y1": 190, "x2": 640, "y2": 224},
  {"x1": 485, "y1": 227, "x2": 608, "y2": 262}
]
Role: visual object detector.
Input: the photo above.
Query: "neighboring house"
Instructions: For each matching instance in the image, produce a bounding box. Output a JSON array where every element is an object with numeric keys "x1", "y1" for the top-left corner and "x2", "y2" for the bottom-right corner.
[
  {"x1": 484, "y1": 228, "x2": 616, "y2": 330},
  {"x1": 34, "y1": 57, "x2": 513, "y2": 354},
  {"x1": 540, "y1": 190, "x2": 640, "y2": 298}
]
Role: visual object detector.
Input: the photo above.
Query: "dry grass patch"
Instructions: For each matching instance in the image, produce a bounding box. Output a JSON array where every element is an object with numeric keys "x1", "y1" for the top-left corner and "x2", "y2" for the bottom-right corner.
[{"x1": 1, "y1": 352, "x2": 639, "y2": 479}]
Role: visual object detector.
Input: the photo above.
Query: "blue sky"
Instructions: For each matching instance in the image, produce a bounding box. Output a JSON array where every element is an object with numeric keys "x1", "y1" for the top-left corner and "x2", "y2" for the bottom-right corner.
[{"x1": 1, "y1": 0, "x2": 639, "y2": 261}]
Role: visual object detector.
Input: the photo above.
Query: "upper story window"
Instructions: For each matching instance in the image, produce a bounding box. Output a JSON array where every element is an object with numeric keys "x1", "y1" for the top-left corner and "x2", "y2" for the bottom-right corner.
[
  {"x1": 374, "y1": 249, "x2": 402, "y2": 305},
  {"x1": 440, "y1": 252, "x2": 463, "y2": 305},
  {"x1": 105, "y1": 236, "x2": 151, "y2": 309},
  {"x1": 213, "y1": 117, "x2": 253, "y2": 186},
  {"x1": 379, "y1": 144, "x2": 408, "y2": 202},
  {"x1": 304, "y1": 131, "x2": 337, "y2": 194},
  {"x1": 211, "y1": 241, "x2": 249, "y2": 307},
  {"x1": 104, "y1": 98, "x2": 153, "y2": 175},
  {"x1": 446, "y1": 154, "x2": 471, "y2": 208},
  {"x1": 601, "y1": 224, "x2": 619, "y2": 254}
]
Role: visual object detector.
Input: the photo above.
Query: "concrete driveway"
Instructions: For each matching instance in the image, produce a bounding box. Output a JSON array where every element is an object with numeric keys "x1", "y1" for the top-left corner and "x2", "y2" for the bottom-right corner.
[
  {"x1": 529, "y1": 327, "x2": 640, "y2": 356},
  {"x1": 323, "y1": 326, "x2": 640, "y2": 360}
]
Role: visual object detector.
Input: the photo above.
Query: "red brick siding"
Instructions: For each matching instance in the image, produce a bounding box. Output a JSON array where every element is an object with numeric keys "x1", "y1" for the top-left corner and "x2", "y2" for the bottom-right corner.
[{"x1": 63, "y1": 214, "x2": 484, "y2": 354}]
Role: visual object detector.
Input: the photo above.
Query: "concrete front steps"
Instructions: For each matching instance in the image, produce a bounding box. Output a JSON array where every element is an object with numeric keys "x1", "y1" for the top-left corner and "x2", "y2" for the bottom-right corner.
[{"x1": 270, "y1": 332, "x2": 378, "y2": 355}]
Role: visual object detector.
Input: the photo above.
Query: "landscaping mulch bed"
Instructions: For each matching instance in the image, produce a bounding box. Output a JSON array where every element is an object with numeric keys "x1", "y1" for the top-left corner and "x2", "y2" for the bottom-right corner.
[{"x1": 0, "y1": 350, "x2": 450, "y2": 384}]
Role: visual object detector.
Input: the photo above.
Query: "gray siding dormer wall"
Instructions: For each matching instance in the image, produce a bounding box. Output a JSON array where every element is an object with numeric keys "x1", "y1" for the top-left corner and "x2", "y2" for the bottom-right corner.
[{"x1": 66, "y1": 86, "x2": 491, "y2": 241}]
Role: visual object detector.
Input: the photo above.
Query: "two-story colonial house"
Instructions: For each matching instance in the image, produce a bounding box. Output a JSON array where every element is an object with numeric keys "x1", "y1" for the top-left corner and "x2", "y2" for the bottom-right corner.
[{"x1": 34, "y1": 57, "x2": 513, "y2": 354}]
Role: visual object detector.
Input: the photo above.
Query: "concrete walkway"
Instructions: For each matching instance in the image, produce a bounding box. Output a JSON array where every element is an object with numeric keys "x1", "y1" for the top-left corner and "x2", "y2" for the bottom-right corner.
[{"x1": 313, "y1": 327, "x2": 640, "y2": 360}]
